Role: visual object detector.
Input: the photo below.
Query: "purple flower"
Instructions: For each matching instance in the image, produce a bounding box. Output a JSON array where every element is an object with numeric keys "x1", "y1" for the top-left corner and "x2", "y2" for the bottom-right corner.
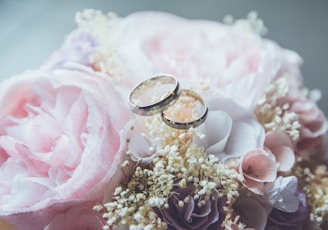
[
  {"x1": 156, "y1": 184, "x2": 225, "y2": 230},
  {"x1": 265, "y1": 189, "x2": 309, "y2": 230}
]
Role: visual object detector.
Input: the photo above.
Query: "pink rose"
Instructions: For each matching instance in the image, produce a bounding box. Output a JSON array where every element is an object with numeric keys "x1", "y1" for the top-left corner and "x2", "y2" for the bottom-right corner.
[
  {"x1": 88, "y1": 11, "x2": 302, "y2": 110},
  {"x1": 0, "y1": 65, "x2": 130, "y2": 229}
]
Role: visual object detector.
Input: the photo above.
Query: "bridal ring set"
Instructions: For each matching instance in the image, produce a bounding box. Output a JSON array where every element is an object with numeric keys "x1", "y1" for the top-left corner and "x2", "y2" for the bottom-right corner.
[{"x1": 128, "y1": 74, "x2": 208, "y2": 130}]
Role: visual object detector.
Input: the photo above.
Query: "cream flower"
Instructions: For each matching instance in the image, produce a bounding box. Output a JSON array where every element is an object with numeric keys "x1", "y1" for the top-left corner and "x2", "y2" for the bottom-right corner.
[{"x1": 195, "y1": 96, "x2": 265, "y2": 162}]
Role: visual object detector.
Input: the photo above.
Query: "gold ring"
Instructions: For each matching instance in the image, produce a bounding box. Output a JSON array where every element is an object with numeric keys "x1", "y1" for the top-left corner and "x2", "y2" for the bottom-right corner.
[
  {"x1": 128, "y1": 74, "x2": 180, "y2": 116},
  {"x1": 161, "y1": 89, "x2": 208, "y2": 130}
]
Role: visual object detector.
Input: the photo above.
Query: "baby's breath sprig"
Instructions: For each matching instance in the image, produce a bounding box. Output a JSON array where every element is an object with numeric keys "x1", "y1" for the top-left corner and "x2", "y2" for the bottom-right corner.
[
  {"x1": 97, "y1": 115, "x2": 245, "y2": 229},
  {"x1": 254, "y1": 76, "x2": 301, "y2": 141},
  {"x1": 223, "y1": 11, "x2": 267, "y2": 36},
  {"x1": 293, "y1": 158, "x2": 328, "y2": 227},
  {"x1": 75, "y1": 9, "x2": 119, "y2": 77}
]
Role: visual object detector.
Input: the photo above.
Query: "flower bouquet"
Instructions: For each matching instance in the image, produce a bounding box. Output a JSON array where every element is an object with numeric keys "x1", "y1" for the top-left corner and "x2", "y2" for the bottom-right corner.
[{"x1": 0, "y1": 9, "x2": 327, "y2": 230}]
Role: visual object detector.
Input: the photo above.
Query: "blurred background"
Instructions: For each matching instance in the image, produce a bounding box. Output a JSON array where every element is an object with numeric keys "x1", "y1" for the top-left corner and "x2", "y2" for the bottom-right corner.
[{"x1": 0, "y1": 0, "x2": 327, "y2": 114}]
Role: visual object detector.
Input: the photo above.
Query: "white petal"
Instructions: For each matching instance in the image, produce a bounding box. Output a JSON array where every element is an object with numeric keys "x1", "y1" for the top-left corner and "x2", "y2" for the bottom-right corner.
[
  {"x1": 128, "y1": 134, "x2": 156, "y2": 163},
  {"x1": 196, "y1": 111, "x2": 232, "y2": 155},
  {"x1": 265, "y1": 176, "x2": 299, "y2": 212}
]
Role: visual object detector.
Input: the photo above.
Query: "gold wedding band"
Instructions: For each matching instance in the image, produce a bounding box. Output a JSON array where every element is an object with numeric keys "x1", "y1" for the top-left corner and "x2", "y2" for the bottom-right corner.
[
  {"x1": 161, "y1": 89, "x2": 208, "y2": 130},
  {"x1": 129, "y1": 75, "x2": 208, "y2": 130},
  {"x1": 128, "y1": 74, "x2": 180, "y2": 116}
]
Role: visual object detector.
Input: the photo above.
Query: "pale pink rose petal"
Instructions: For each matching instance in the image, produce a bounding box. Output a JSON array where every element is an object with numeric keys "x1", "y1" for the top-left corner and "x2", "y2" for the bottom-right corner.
[{"x1": 0, "y1": 65, "x2": 131, "y2": 229}]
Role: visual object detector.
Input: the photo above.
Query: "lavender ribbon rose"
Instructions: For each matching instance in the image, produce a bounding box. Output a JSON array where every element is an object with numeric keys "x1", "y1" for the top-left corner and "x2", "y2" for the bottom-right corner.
[{"x1": 156, "y1": 184, "x2": 225, "y2": 230}]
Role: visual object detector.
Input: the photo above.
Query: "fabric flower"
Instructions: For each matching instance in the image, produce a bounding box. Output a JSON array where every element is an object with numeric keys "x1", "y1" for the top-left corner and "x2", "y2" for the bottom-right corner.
[
  {"x1": 194, "y1": 96, "x2": 265, "y2": 162},
  {"x1": 0, "y1": 65, "x2": 130, "y2": 229},
  {"x1": 237, "y1": 149, "x2": 278, "y2": 194},
  {"x1": 264, "y1": 132, "x2": 295, "y2": 172},
  {"x1": 44, "y1": 202, "x2": 104, "y2": 230},
  {"x1": 156, "y1": 184, "x2": 225, "y2": 230},
  {"x1": 265, "y1": 188, "x2": 309, "y2": 230},
  {"x1": 264, "y1": 176, "x2": 299, "y2": 212}
]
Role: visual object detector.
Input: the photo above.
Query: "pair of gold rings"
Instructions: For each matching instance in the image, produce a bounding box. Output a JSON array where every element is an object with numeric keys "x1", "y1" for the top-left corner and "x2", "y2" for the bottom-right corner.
[{"x1": 128, "y1": 74, "x2": 208, "y2": 130}]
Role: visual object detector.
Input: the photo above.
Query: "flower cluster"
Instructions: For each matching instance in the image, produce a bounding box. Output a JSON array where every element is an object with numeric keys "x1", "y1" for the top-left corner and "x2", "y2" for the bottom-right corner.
[
  {"x1": 96, "y1": 116, "x2": 242, "y2": 230},
  {"x1": 0, "y1": 9, "x2": 327, "y2": 230}
]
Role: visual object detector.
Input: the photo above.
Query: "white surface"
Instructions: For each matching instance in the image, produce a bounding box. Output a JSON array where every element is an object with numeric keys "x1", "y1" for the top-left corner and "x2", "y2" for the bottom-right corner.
[{"x1": 0, "y1": 0, "x2": 327, "y2": 114}]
